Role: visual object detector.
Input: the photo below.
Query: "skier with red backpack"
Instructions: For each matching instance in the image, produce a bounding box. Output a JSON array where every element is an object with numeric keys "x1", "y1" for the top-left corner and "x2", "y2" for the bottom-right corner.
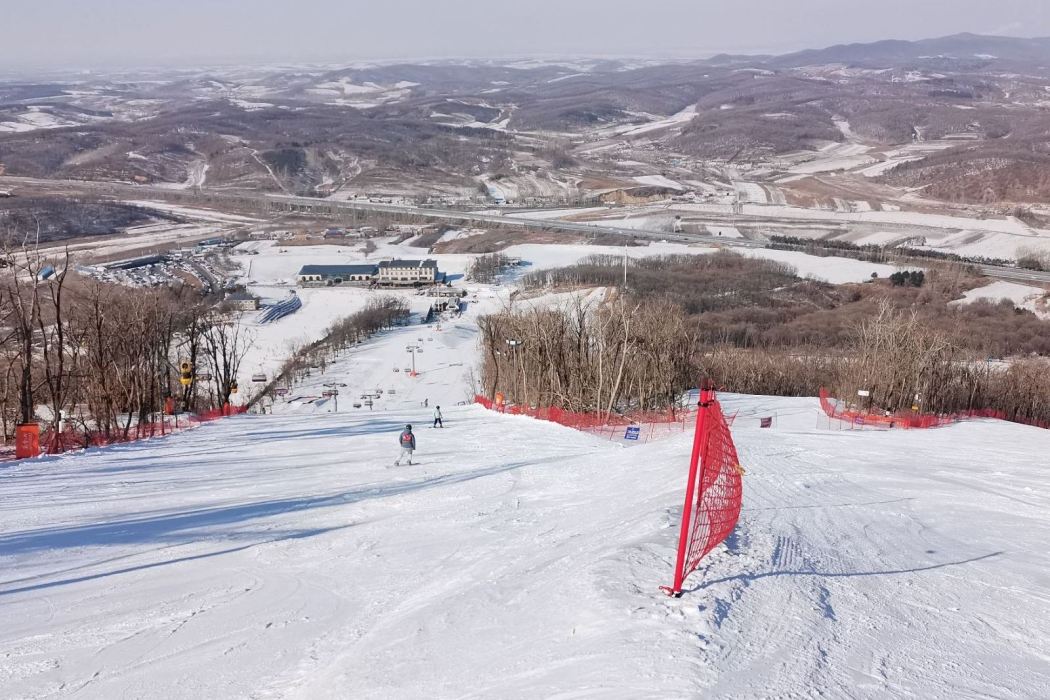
[{"x1": 395, "y1": 424, "x2": 416, "y2": 466}]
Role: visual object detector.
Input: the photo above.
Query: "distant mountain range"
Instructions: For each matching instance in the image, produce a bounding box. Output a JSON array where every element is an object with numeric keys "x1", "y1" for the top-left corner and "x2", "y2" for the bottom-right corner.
[{"x1": 719, "y1": 33, "x2": 1050, "y2": 69}]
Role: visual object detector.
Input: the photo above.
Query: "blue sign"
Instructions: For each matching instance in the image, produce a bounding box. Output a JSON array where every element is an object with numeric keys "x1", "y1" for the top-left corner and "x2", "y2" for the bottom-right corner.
[{"x1": 624, "y1": 426, "x2": 641, "y2": 441}]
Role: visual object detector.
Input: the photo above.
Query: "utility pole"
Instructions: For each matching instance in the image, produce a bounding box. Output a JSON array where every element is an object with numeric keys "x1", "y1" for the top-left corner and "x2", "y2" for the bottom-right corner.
[
  {"x1": 506, "y1": 339, "x2": 526, "y2": 408},
  {"x1": 406, "y1": 344, "x2": 420, "y2": 377},
  {"x1": 323, "y1": 382, "x2": 340, "y2": 412}
]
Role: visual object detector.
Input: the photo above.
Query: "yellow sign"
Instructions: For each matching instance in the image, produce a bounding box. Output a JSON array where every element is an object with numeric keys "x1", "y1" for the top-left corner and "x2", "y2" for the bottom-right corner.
[{"x1": 179, "y1": 361, "x2": 193, "y2": 387}]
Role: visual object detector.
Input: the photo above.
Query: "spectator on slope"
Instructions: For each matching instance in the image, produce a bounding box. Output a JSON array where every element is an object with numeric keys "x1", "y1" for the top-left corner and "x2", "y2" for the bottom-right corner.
[
  {"x1": 395, "y1": 424, "x2": 416, "y2": 466},
  {"x1": 433, "y1": 406, "x2": 443, "y2": 428}
]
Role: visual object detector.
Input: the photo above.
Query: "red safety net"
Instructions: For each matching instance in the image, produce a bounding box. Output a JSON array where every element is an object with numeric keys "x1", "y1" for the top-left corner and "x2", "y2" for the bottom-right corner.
[
  {"x1": 819, "y1": 388, "x2": 1050, "y2": 431},
  {"x1": 662, "y1": 389, "x2": 743, "y2": 596},
  {"x1": 474, "y1": 394, "x2": 697, "y2": 438},
  {"x1": 818, "y1": 387, "x2": 956, "y2": 429},
  {"x1": 4, "y1": 405, "x2": 249, "y2": 460}
]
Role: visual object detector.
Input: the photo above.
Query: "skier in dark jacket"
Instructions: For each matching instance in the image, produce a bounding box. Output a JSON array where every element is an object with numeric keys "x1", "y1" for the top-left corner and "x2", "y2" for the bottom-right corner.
[{"x1": 395, "y1": 424, "x2": 416, "y2": 465}]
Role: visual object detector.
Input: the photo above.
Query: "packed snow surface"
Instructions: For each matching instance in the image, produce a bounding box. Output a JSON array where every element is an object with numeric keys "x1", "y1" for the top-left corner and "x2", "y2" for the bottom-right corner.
[
  {"x1": 501, "y1": 242, "x2": 910, "y2": 285},
  {"x1": 2, "y1": 222, "x2": 1048, "y2": 697},
  {"x1": 951, "y1": 280, "x2": 1049, "y2": 318},
  {"x1": 3, "y1": 292, "x2": 1050, "y2": 697}
]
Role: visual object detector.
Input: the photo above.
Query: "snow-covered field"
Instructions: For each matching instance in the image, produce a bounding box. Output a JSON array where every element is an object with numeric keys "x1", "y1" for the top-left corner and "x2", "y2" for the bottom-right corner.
[
  {"x1": 577, "y1": 201, "x2": 1050, "y2": 260},
  {"x1": 505, "y1": 206, "x2": 611, "y2": 221},
  {"x1": 634, "y1": 174, "x2": 685, "y2": 190},
  {"x1": 0, "y1": 106, "x2": 89, "y2": 133},
  {"x1": 5, "y1": 233, "x2": 1049, "y2": 698},
  {"x1": 614, "y1": 104, "x2": 697, "y2": 137},
  {"x1": 734, "y1": 181, "x2": 769, "y2": 204},
  {"x1": 501, "y1": 242, "x2": 911, "y2": 284},
  {"x1": 39, "y1": 222, "x2": 231, "y2": 260},
  {"x1": 124, "y1": 201, "x2": 261, "y2": 225},
  {"x1": 4, "y1": 306, "x2": 1050, "y2": 696},
  {"x1": 951, "y1": 281, "x2": 1049, "y2": 318}
]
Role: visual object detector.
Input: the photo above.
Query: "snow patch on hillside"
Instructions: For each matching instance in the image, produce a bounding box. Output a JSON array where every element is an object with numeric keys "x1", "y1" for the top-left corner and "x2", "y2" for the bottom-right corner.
[{"x1": 951, "y1": 281, "x2": 1049, "y2": 317}]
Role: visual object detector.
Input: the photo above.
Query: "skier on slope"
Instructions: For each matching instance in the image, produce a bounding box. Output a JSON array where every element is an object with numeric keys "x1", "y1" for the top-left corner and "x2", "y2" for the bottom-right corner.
[
  {"x1": 433, "y1": 405, "x2": 443, "y2": 428},
  {"x1": 395, "y1": 424, "x2": 416, "y2": 465}
]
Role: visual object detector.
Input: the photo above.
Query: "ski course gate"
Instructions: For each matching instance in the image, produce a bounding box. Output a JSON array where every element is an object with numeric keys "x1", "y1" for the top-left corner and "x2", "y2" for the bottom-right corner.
[
  {"x1": 662, "y1": 388, "x2": 744, "y2": 597},
  {"x1": 473, "y1": 389, "x2": 744, "y2": 594}
]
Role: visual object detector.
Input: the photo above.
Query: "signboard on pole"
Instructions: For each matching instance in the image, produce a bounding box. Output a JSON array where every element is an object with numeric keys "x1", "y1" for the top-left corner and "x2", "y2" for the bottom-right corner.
[
  {"x1": 759, "y1": 416, "x2": 772, "y2": 428},
  {"x1": 857, "y1": 389, "x2": 871, "y2": 397},
  {"x1": 624, "y1": 426, "x2": 641, "y2": 441}
]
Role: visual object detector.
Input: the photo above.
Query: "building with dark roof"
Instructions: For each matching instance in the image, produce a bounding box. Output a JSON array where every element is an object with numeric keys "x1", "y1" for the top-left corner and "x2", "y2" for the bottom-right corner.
[
  {"x1": 297, "y1": 264, "x2": 379, "y2": 286},
  {"x1": 377, "y1": 259, "x2": 442, "y2": 286},
  {"x1": 296, "y1": 259, "x2": 446, "y2": 288}
]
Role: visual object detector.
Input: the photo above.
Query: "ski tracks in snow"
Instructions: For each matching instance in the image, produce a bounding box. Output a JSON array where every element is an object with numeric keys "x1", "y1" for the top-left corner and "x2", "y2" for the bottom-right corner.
[
  {"x1": 4, "y1": 396, "x2": 1050, "y2": 697},
  {"x1": 671, "y1": 414, "x2": 1047, "y2": 699}
]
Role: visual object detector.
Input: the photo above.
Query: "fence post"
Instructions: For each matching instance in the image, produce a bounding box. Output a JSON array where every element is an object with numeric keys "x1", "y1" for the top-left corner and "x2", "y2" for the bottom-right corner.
[
  {"x1": 15, "y1": 423, "x2": 40, "y2": 459},
  {"x1": 664, "y1": 388, "x2": 712, "y2": 597}
]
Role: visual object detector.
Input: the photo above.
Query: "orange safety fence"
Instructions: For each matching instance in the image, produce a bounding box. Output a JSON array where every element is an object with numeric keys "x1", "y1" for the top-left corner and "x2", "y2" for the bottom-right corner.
[
  {"x1": 819, "y1": 387, "x2": 1050, "y2": 430},
  {"x1": 818, "y1": 387, "x2": 956, "y2": 429},
  {"x1": 2, "y1": 405, "x2": 248, "y2": 461},
  {"x1": 474, "y1": 394, "x2": 698, "y2": 439}
]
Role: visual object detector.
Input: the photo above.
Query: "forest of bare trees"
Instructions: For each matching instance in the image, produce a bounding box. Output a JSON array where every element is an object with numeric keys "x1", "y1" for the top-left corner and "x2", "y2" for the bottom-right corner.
[
  {"x1": 831, "y1": 302, "x2": 1050, "y2": 421},
  {"x1": 465, "y1": 253, "x2": 513, "y2": 284},
  {"x1": 1, "y1": 246, "x2": 253, "y2": 449},
  {"x1": 479, "y1": 295, "x2": 696, "y2": 417},
  {"x1": 483, "y1": 254, "x2": 1050, "y2": 425}
]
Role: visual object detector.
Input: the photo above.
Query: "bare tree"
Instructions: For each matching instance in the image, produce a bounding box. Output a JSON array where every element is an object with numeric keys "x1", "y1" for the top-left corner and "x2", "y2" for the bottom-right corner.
[{"x1": 201, "y1": 309, "x2": 254, "y2": 408}]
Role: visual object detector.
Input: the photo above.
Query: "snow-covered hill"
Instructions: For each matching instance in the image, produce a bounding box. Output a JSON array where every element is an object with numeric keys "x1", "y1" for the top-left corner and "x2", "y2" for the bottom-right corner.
[
  {"x1": 3, "y1": 250, "x2": 1050, "y2": 697},
  {"x1": 3, "y1": 385, "x2": 1050, "y2": 697}
]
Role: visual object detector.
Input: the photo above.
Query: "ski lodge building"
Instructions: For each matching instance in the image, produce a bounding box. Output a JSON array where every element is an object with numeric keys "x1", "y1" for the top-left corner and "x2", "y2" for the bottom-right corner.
[
  {"x1": 377, "y1": 259, "x2": 442, "y2": 286},
  {"x1": 296, "y1": 259, "x2": 446, "y2": 287}
]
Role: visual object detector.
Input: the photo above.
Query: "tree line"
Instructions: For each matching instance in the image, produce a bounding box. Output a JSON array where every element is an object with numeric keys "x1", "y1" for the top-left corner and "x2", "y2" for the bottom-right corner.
[
  {"x1": 1, "y1": 247, "x2": 252, "y2": 447},
  {"x1": 466, "y1": 253, "x2": 513, "y2": 284},
  {"x1": 481, "y1": 253, "x2": 1050, "y2": 425},
  {"x1": 479, "y1": 294, "x2": 695, "y2": 418}
]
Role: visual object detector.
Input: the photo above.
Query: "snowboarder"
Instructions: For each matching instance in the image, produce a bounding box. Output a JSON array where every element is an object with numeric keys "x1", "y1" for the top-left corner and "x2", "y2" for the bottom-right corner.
[
  {"x1": 395, "y1": 424, "x2": 416, "y2": 465},
  {"x1": 424, "y1": 398, "x2": 429, "y2": 408},
  {"x1": 433, "y1": 406, "x2": 443, "y2": 428}
]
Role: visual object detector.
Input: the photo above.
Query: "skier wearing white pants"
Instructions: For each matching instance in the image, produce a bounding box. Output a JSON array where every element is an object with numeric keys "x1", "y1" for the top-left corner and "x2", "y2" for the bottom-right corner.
[{"x1": 395, "y1": 424, "x2": 416, "y2": 465}]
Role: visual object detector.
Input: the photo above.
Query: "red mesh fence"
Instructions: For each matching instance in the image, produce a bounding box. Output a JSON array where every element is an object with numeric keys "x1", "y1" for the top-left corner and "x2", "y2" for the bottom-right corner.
[
  {"x1": 682, "y1": 394, "x2": 744, "y2": 573},
  {"x1": 818, "y1": 387, "x2": 956, "y2": 429},
  {"x1": 819, "y1": 388, "x2": 1050, "y2": 431},
  {"x1": 474, "y1": 394, "x2": 697, "y2": 438},
  {"x1": 4, "y1": 405, "x2": 248, "y2": 461},
  {"x1": 663, "y1": 389, "x2": 743, "y2": 596}
]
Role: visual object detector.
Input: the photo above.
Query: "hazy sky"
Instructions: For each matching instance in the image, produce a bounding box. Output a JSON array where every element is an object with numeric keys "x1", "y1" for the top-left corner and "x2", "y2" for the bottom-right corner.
[{"x1": 3, "y1": 0, "x2": 1049, "y2": 69}]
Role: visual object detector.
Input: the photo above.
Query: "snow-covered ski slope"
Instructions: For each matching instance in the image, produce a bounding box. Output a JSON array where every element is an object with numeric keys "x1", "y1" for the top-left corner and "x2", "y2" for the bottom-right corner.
[
  {"x1": 4, "y1": 395, "x2": 1050, "y2": 697},
  {"x1": 4, "y1": 282, "x2": 1050, "y2": 697}
]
